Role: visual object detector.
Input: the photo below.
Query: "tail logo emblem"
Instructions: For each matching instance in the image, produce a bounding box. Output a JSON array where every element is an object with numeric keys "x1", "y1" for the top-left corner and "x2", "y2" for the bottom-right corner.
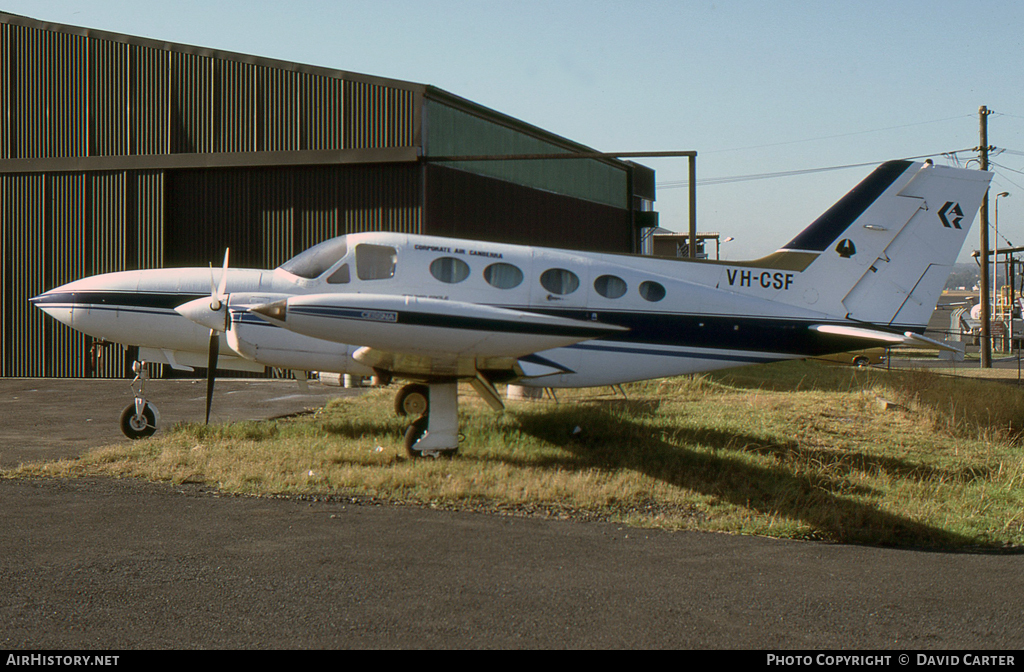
[
  {"x1": 939, "y1": 201, "x2": 964, "y2": 229},
  {"x1": 835, "y1": 239, "x2": 857, "y2": 258}
]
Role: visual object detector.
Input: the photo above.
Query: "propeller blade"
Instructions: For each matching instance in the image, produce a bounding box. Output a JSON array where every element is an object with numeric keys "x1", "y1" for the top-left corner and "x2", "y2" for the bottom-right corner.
[
  {"x1": 208, "y1": 248, "x2": 230, "y2": 313},
  {"x1": 206, "y1": 330, "x2": 219, "y2": 424},
  {"x1": 201, "y1": 249, "x2": 230, "y2": 424},
  {"x1": 217, "y1": 248, "x2": 230, "y2": 298}
]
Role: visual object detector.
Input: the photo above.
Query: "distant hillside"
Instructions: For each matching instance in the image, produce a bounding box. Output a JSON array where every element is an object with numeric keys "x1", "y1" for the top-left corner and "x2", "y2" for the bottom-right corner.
[{"x1": 945, "y1": 263, "x2": 979, "y2": 291}]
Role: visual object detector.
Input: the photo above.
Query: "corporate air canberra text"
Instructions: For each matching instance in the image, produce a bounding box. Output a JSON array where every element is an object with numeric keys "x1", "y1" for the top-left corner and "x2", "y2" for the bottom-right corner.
[
  {"x1": 413, "y1": 243, "x2": 503, "y2": 259},
  {"x1": 766, "y1": 654, "x2": 1016, "y2": 666}
]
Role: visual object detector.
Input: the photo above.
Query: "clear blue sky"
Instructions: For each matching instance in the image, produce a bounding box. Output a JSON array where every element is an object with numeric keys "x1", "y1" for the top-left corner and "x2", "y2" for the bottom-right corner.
[{"x1": 8, "y1": 0, "x2": 1024, "y2": 261}]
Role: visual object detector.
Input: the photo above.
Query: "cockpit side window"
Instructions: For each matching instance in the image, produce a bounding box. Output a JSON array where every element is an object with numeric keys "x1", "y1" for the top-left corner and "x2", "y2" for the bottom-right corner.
[
  {"x1": 327, "y1": 264, "x2": 350, "y2": 284},
  {"x1": 356, "y1": 244, "x2": 398, "y2": 280},
  {"x1": 279, "y1": 237, "x2": 348, "y2": 279}
]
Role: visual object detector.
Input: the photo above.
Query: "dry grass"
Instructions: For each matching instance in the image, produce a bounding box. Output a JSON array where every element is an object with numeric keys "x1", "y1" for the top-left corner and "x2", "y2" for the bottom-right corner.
[{"x1": 6, "y1": 361, "x2": 1024, "y2": 549}]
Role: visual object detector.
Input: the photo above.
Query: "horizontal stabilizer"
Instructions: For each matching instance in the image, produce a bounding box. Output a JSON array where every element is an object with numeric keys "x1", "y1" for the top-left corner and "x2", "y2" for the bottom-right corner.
[
  {"x1": 811, "y1": 324, "x2": 908, "y2": 344},
  {"x1": 810, "y1": 324, "x2": 958, "y2": 351},
  {"x1": 901, "y1": 331, "x2": 960, "y2": 352}
]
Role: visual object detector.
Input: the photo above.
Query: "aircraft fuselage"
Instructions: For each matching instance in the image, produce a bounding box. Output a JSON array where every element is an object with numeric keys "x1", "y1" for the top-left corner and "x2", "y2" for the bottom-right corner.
[{"x1": 33, "y1": 230, "x2": 851, "y2": 388}]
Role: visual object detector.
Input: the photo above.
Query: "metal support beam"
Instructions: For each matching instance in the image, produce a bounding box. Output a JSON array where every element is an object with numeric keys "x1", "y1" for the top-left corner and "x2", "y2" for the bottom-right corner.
[
  {"x1": 422, "y1": 150, "x2": 696, "y2": 162},
  {"x1": 688, "y1": 154, "x2": 697, "y2": 258}
]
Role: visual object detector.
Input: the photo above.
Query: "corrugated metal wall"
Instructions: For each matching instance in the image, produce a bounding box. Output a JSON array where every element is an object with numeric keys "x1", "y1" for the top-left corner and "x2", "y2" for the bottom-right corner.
[
  {"x1": 0, "y1": 14, "x2": 421, "y2": 377},
  {"x1": 0, "y1": 17, "x2": 419, "y2": 161},
  {"x1": 132, "y1": 45, "x2": 171, "y2": 155},
  {"x1": 346, "y1": 80, "x2": 416, "y2": 149},
  {"x1": 164, "y1": 164, "x2": 421, "y2": 269}
]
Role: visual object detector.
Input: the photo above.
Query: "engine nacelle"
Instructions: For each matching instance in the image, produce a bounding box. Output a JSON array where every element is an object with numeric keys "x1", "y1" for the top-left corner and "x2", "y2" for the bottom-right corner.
[{"x1": 227, "y1": 308, "x2": 373, "y2": 376}]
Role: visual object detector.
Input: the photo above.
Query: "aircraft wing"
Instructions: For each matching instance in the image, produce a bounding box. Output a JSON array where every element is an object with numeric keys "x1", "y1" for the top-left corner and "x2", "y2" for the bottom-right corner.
[{"x1": 250, "y1": 293, "x2": 628, "y2": 377}]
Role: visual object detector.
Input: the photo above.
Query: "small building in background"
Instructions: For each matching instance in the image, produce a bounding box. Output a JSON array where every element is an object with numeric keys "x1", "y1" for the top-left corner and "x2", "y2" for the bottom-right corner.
[{"x1": 651, "y1": 230, "x2": 724, "y2": 260}]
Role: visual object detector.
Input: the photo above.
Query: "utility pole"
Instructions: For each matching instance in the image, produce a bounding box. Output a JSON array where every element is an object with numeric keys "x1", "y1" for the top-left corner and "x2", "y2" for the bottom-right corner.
[
  {"x1": 688, "y1": 153, "x2": 697, "y2": 258},
  {"x1": 979, "y1": 105, "x2": 993, "y2": 368}
]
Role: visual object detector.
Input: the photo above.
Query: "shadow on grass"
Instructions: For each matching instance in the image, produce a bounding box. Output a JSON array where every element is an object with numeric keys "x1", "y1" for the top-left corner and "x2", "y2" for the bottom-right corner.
[
  {"x1": 320, "y1": 419, "x2": 405, "y2": 442},
  {"x1": 707, "y1": 360, "x2": 884, "y2": 393},
  {"x1": 510, "y1": 404, "x2": 1005, "y2": 550},
  {"x1": 735, "y1": 441, "x2": 994, "y2": 484}
]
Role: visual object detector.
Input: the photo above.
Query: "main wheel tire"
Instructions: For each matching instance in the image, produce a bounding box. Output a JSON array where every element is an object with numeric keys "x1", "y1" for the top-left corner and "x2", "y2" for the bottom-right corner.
[
  {"x1": 119, "y1": 402, "x2": 157, "y2": 440},
  {"x1": 403, "y1": 418, "x2": 459, "y2": 459},
  {"x1": 852, "y1": 356, "x2": 870, "y2": 368},
  {"x1": 394, "y1": 384, "x2": 429, "y2": 417},
  {"x1": 403, "y1": 416, "x2": 429, "y2": 457}
]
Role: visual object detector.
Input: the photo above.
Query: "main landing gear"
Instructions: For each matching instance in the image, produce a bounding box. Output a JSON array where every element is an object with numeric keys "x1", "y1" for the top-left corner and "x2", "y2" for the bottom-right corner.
[
  {"x1": 395, "y1": 381, "x2": 459, "y2": 458},
  {"x1": 120, "y1": 361, "x2": 160, "y2": 439}
]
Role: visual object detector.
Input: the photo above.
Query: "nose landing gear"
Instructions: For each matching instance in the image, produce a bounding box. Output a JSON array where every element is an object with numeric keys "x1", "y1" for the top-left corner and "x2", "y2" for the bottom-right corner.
[{"x1": 120, "y1": 361, "x2": 159, "y2": 439}]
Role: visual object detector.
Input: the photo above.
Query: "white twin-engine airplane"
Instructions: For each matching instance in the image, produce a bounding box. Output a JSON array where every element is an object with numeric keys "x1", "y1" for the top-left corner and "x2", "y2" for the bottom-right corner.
[{"x1": 32, "y1": 160, "x2": 991, "y2": 456}]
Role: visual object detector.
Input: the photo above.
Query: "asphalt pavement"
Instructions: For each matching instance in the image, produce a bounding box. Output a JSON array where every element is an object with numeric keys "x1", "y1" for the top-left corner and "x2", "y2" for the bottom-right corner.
[
  {"x1": 2, "y1": 378, "x2": 1023, "y2": 649},
  {"x1": 0, "y1": 377, "x2": 363, "y2": 467}
]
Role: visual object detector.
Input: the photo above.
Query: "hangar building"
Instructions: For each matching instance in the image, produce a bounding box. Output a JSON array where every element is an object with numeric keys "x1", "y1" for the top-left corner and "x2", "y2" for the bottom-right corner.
[{"x1": 0, "y1": 11, "x2": 657, "y2": 378}]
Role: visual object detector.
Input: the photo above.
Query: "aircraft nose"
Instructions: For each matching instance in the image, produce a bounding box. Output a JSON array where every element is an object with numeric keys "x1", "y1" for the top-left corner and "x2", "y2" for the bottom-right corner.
[{"x1": 29, "y1": 286, "x2": 77, "y2": 327}]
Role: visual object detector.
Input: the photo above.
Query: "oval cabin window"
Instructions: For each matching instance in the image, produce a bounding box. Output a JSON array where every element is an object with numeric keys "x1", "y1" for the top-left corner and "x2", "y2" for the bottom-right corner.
[
  {"x1": 483, "y1": 263, "x2": 524, "y2": 289},
  {"x1": 639, "y1": 280, "x2": 666, "y2": 302},
  {"x1": 540, "y1": 268, "x2": 580, "y2": 295},
  {"x1": 594, "y1": 274, "x2": 627, "y2": 299},
  {"x1": 430, "y1": 257, "x2": 471, "y2": 284}
]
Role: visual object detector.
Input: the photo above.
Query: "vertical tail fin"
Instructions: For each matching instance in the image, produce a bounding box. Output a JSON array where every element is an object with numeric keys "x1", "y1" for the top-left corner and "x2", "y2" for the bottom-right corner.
[{"x1": 771, "y1": 161, "x2": 991, "y2": 330}]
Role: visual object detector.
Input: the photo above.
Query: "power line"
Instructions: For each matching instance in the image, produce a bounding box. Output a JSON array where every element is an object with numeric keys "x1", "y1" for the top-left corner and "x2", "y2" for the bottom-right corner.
[
  {"x1": 700, "y1": 114, "x2": 973, "y2": 155},
  {"x1": 657, "y1": 149, "x2": 976, "y2": 189},
  {"x1": 989, "y1": 163, "x2": 1024, "y2": 193},
  {"x1": 658, "y1": 162, "x2": 876, "y2": 188},
  {"x1": 990, "y1": 160, "x2": 1024, "y2": 177}
]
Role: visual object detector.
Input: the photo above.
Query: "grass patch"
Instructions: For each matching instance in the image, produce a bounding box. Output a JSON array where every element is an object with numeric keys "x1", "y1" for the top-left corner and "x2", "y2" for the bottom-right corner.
[{"x1": 6, "y1": 360, "x2": 1024, "y2": 549}]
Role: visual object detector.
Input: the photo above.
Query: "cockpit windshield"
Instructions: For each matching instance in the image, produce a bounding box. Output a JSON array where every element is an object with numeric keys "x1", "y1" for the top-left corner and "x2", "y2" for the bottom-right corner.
[{"x1": 278, "y1": 236, "x2": 348, "y2": 279}]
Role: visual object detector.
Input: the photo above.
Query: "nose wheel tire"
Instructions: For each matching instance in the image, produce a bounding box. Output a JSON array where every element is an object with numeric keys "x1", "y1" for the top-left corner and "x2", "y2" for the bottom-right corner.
[{"x1": 120, "y1": 402, "x2": 158, "y2": 439}]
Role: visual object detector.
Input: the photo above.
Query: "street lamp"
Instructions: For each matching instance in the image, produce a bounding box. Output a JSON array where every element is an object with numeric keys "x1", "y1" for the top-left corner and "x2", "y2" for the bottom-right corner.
[
  {"x1": 995, "y1": 192, "x2": 1010, "y2": 350},
  {"x1": 995, "y1": 192, "x2": 1010, "y2": 321},
  {"x1": 717, "y1": 236, "x2": 734, "y2": 260}
]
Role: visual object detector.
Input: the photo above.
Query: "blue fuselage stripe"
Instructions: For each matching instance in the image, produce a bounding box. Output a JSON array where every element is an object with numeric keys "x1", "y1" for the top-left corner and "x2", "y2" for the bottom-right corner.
[
  {"x1": 567, "y1": 342, "x2": 780, "y2": 364},
  {"x1": 35, "y1": 290, "x2": 904, "y2": 357}
]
